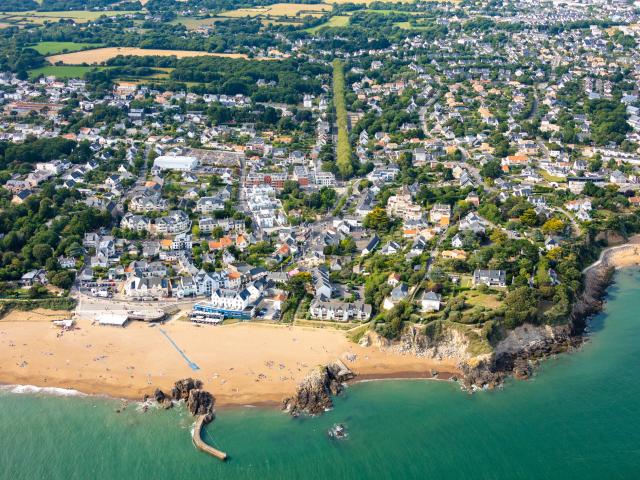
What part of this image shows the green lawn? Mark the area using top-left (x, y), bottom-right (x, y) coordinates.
top-left (0, 10), bottom-right (140, 26)
top-left (29, 65), bottom-right (107, 80)
top-left (393, 21), bottom-right (434, 30)
top-left (31, 41), bottom-right (102, 55)
top-left (464, 291), bottom-right (502, 310)
top-left (540, 170), bottom-right (567, 183)
top-left (305, 15), bottom-right (349, 33)
top-left (169, 15), bottom-right (224, 30)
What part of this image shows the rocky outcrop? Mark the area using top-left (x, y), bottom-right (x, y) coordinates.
top-left (171, 378), bottom-right (203, 401)
top-left (154, 388), bottom-right (173, 409)
top-left (454, 324), bottom-right (582, 391)
top-left (149, 379), bottom-right (223, 459)
top-left (151, 378), bottom-right (215, 420)
top-left (570, 264), bottom-right (614, 333)
top-left (282, 361), bottom-right (354, 416)
top-left (187, 389), bottom-right (215, 419)
top-left (458, 245), bottom-right (629, 391)
top-left (458, 355), bottom-right (502, 390)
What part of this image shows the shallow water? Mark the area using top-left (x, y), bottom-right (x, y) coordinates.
top-left (2, 269), bottom-right (640, 479)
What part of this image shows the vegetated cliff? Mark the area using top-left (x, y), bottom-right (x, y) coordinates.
top-left (357, 257), bottom-right (617, 392)
top-left (282, 361), bottom-right (354, 416)
top-left (283, 242), bottom-right (637, 413)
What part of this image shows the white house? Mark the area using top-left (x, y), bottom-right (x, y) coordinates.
top-left (420, 291), bottom-right (442, 312)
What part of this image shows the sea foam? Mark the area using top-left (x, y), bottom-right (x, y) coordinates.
top-left (1, 384), bottom-right (87, 397)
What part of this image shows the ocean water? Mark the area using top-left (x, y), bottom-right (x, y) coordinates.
top-left (2, 269), bottom-right (640, 480)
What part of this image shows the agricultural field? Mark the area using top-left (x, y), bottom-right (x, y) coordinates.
top-left (219, 3), bottom-right (332, 19)
top-left (115, 67), bottom-right (174, 83)
top-left (169, 16), bottom-right (223, 31)
top-left (394, 21), bottom-right (436, 30)
top-left (325, 0), bottom-right (415, 3)
top-left (31, 41), bottom-right (102, 55)
top-left (305, 15), bottom-right (349, 33)
top-left (0, 10), bottom-right (140, 27)
top-left (46, 47), bottom-right (252, 65)
top-left (366, 9), bottom-right (425, 15)
top-left (28, 65), bottom-right (106, 80)
top-left (262, 19), bottom-right (303, 27)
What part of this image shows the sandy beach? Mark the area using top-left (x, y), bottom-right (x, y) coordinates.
top-left (584, 235), bottom-right (640, 273)
top-left (0, 319), bottom-right (459, 406)
top-left (4, 237), bottom-right (638, 407)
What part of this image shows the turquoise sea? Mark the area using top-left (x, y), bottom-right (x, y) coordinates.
top-left (2, 268), bottom-right (640, 480)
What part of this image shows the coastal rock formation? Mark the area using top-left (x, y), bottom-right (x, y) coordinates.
top-left (151, 378), bottom-right (215, 419)
top-left (282, 361), bottom-right (354, 416)
top-left (459, 323), bottom-right (582, 390)
top-left (459, 355), bottom-right (502, 390)
top-left (171, 378), bottom-right (203, 401)
top-left (570, 265), bottom-right (613, 333)
top-left (151, 379), bottom-right (224, 460)
top-left (187, 389), bottom-right (215, 419)
top-left (154, 388), bottom-right (173, 409)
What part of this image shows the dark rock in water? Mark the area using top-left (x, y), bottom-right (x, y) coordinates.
top-left (459, 358), bottom-right (503, 391)
top-left (513, 359), bottom-right (533, 380)
top-left (328, 423), bottom-right (348, 439)
top-left (154, 388), bottom-right (173, 409)
top-left (187, 389), bottom-right (215, 417)
top-left (171, 378), bottom-right (203, 401)
top-left (282, 361), bottom-right (354, 416)
top-left (154, 388), bottom-right (166, 403)
top-left (151, 378), bottom-right (214, 416)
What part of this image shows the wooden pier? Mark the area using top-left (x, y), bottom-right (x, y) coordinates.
top-left (193, 415), bottom-right (227, 461)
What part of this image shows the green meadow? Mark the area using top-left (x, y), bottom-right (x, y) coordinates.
top-left (305, 15), bottom-right (349, 33)
top-left (28, 65), bottom-right (107, 80)
top-left (31, 41), bottom-right (102, 55)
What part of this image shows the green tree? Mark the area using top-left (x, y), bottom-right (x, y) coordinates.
top-left (503, 287), bottom-right (538, 329)
top-left (363, 207), bottom-right (391, 232)
top-left (32, 244), bottom-right (53, 264)
top-left (333, 59), bottom-right (354, 179)
top-left (480, 159), bottom-right (503, 179)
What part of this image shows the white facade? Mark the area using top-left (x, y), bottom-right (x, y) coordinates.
top-left (153, 155), bottom-right (198, 172)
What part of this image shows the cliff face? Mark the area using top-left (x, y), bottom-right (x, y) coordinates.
top-left (362, 325), bottom-right (472, 361)
top-left (282, 361), bottom-right (354, 416)
top-left (398, 325), bottom-right (473, 361)
top-left (570, 265), bottom-right (613, 333)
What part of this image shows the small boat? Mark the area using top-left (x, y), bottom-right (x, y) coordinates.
top-left (328, 423), bottom-right (348, 439)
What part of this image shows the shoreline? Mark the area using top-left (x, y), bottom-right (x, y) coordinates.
top-left (459, 235), bottom-right (640, 390)
top-left (0, 370), bottom-right (462, 408)
top-left (572, 235), bottom-right (640, 328)
top-left (1, 237), bottom-right (639, 408)
top-left (0, 319), bottom-right (460, 407)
